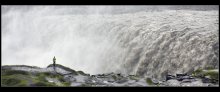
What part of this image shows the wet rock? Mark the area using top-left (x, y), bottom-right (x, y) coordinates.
top-left (97, 74), bottom-right (108, 78)
top-left (166, 79), bottom-right (181, 86)
top-left (85, 76), bottom-right (107, 86)
top-left (211, 79), bottom-right (218, 84)
top-left (166, 74), bottom-right (175, 81)
top-left (202, 77), bottom-right (213, 83)
top-left (85, 79), bottom-right (96, 85)
top-left (71, 82), bottom-right (83, 86)
top-left (116, 78), bottom-right (128, 83)
top-left (180, 79), bottom-right (210, 86)
top-left (91, 75), bottom-right (96, 77)
top-left (117, 73), bottom-right (121, 76)
top-left (203, 75), bottom-right (218, 84)
top-left (151, 78), bottom-right (159, 84)
top-left (64, 75), bottom-right (76, 82)
top-left (181, 79), bottom-right (195, 83)
top-left (106, 77), bottom-right (115, 83)
top-left (176, 73), bottom-right (191, 81)
top-left (176, 73), bottom-right (187, 77)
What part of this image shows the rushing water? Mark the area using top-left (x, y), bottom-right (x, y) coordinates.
top-left (2, 6), bottom-right (219, 79)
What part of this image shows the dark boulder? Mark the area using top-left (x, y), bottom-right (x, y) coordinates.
top-left (202, 76), bottom-right (218, 84)
top-left (176, 73), bottom-right (187, 77)
top-left (116, 78), bottom-right (128, 83)
top-left (91, 75), bottom-right (96, 77)
top-left (176, 73), bottom-right (188, 81)
top-left (202, 77), bottom-right (212, 83)
top-left (166, 74), bottom-right (175, 81)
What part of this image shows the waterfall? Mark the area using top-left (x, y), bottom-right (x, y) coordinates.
top-left (2, 6), bottom-right (219, 79)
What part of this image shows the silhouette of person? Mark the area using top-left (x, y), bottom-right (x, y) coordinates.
top-left (53, 56), bottom-right (56, 71)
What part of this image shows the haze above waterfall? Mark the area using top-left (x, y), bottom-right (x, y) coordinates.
top-left (2, 6), bottom-right (219, 79)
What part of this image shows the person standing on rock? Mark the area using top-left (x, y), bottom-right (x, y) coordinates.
top-left (53, 56), bottom-right (56, 72)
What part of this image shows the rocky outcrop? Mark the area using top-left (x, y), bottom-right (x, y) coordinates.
top-left (2, 64), bottom-right (219, 87)
top-left (161, 71), bottom-right (219, 86)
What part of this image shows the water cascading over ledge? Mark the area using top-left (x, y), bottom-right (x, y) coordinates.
top-left (2, 6), bottom-right (219, 80)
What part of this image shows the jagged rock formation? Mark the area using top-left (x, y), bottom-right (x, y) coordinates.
top-left (1, 64), bottom-right (218, 87)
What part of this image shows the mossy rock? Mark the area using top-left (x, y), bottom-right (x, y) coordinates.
top-left (146, 78), bottom-right (153, 85)
top-left (192, 68), bottom-right (204, 77)
top-left (1, 75), bottom-right (28, 87)
top-left (35, 72), bottom-right (63, 79)
top-left (129, 75), bottom-right (139, 81)
top-left (204, 71), bottom-right (219, 80)
top-left (112, 75), bottom-right (117, 81)
top-left (77, 71), bottom-right (89, 76)
top-left (62, 82), bottom-right (71, 86)
top-left (32, 81), bottom-right (57, 87)
top-left (57, 76), bottom-right (66, 82)
top-left (32, 74), bottom-right (58, 87)
top-left (17, 80), bottom-right (28, 86)
top-left (37, 74), bottom-right (47, 82)
top-left (2, 65), bottom-right (40, 69)
top-left (2, 70), bottom-right (30, 76)
top-left (2, 66), bottom-right (70, 87)
top-left (2, 77), bottom-right (21, 86)
top-left (80, 83), bottom-right (92, 87)
top-left (1, 70), bottom-right (31, 87)
top-left (47, 64), bottom-right (78, 75)
top-left (193, 68), bottom-right (203, 74)
top-left (192, 68), bottom-right (219, 80)
top-left (34, 72), bottom-right (69, 86)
